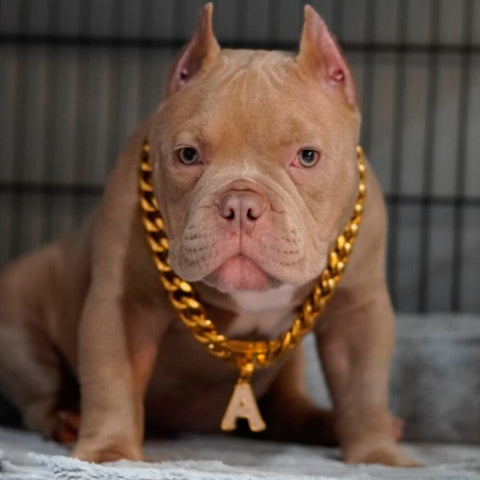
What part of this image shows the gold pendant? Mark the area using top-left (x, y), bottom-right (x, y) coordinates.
top-left (221, 360), bottom-right (266, 432)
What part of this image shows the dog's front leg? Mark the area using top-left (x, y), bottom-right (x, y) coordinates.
top-left (71, 290), bottom-right (164, 463)
top-left (316, 284), bottom-right (416, 466)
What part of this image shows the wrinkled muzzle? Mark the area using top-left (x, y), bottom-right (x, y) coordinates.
top-left (170, 178), bottom-right (309, 292)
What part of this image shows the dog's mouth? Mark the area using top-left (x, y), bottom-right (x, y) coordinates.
top-left (204, 254), bottom-right (276, 292)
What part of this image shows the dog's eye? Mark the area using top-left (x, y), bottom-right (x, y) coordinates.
top-left (178, 147), bottom-right (200, 165)
top-left (298, 149), bottom-right (320, 167)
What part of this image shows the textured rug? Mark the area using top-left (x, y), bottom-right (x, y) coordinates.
top-left (1, 426), bottom-right (480, 480)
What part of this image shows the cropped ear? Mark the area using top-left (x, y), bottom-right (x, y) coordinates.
top-left (296, 5), bottom-right (357, 107)
top-left (165, 3), bottom-right (220, 96)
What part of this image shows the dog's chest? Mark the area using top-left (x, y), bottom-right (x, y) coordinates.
top-left (144, 287), bottom-right (299, 431)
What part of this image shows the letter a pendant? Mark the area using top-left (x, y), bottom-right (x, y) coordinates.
top-left (221, 379), bottom-right (266, 432)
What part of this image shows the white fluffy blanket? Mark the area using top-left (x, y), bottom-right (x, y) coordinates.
top-left (1, 427), bottom-right (479, 480)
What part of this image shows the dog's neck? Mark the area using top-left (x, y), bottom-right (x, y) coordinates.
top-left (190, 280), bottom-right (316, 340)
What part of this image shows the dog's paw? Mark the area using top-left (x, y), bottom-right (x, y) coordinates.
top-left (71, 441), bottom-right (143, 463)
top-left (53, 410), bottom-right (80, 445)
top-left (344, 442), bottom-right (420, 467)
top-left (22, 401), bottom-right (80, 444)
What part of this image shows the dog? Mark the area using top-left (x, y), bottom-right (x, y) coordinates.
top-left (0, 3), bottom-right (416, 466)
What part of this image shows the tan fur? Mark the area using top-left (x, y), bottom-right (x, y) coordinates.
top-left (0, 4), bottom-right (416, 466)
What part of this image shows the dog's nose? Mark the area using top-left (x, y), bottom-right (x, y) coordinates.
top-left (216, 191), bottom-right (268, 233)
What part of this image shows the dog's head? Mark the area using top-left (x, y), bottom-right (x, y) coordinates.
top-left (149, 3), bottom-right (361, 293)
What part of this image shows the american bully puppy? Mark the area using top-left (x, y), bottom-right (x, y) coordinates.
top-left (0, 3), bottom-right (416, 466)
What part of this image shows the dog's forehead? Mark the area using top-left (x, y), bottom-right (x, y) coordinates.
top-left (202, 50), bottom-right (328, 124)
top-left (160, 49), bottom-right (355, 153)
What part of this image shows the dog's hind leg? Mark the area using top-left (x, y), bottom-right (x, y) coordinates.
top-left (0, 249), bottom-right (79, 442)
top-left (0, 319), bottom-right (62, 438)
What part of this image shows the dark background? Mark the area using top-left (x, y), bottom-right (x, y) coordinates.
top-left (0, 0), bottom-right (479, 312)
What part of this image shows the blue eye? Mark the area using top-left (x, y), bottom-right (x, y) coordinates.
top-left (298, 149), bottom-right (320, 167)
top-left (178, 147), bottom-right (199, 165)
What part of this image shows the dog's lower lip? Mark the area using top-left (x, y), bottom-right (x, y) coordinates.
top-left (212, 254), bottom-right (270, 291)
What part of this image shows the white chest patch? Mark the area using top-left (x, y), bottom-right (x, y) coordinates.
top-left (230, 284), bottom-right (297, 314)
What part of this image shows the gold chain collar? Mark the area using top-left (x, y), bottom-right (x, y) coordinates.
top-left (139, 139), bottom-right (366, 432)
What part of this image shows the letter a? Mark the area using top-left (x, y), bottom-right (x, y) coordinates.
top-left (221, 382), bottom-right (266, 432)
